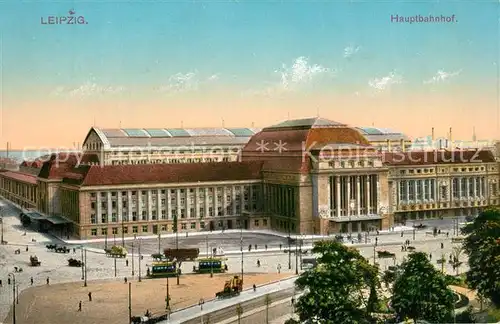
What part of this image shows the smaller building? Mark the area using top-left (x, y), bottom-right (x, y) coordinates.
top-left (0, 170), bottom-right (38, 209)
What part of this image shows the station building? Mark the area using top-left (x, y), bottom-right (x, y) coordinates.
top-left (0, 117), bottom-right (497, 239)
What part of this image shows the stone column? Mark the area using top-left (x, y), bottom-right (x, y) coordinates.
top-left (186, 188), bottom-right (191, 218)
top-left (195, 188), bottom-right (200, 218)
top-left (413, 181), bottom-right (417, 202)
top-left (213, 187), bottom-right (217, 217)
top-left (107, 191), bottom-right (112, 223)
top-left (96, 192), bottom-right (102, 224)
top-left (405, 181), bottom-right (410, 202)
top-left (366, 177), bottom-right (371, 215)
top-left (204, 188), bottom-right (210, 218)
top-left (347, 176), bottom-right (351, 215)
top-left (232, 186), bottom-right (237, 215)
top-left (157, 189), bottom-right (161, 218)
top-left (249, 185), bottom-right (253, 212)
top-left (167, 189), bottom-right (172, 219)
top-left (176, 190), bottom-right (181, 220)
top-left (147, 190), bottom-right (153, 220)
top-left (127, 191), bottom-right (132, 220)
top-left (336, 177), bottom-right (341, 217)
top-left (356, 176), bottom-right (361, 215)
top-left (117, 191), bottom-right (123, 222)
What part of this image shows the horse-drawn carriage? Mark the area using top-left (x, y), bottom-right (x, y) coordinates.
top-left (68, 258), bottom-right (83, 267)
top-left (55, 246), bottom-right (70, 253)
top-left (30, 255), bottom-right (41, 266)
top-left (105, 245), bottom-right (127, 258)
top-left (46, 244), bottom-right (57, 250)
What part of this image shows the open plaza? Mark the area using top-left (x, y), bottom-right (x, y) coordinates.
top-left (0, 195), bottom-right (473, 324)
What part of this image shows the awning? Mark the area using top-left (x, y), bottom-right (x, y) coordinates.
top-left (45, 215), bottom-right (72, 225)
top-left (21, 212), bottom-right (45, 221)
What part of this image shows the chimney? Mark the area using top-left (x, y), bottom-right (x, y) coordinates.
top-left (400, 139), bottom-right (405, 152)
top-left (386, 139), bottom-right (391, 152)
top-left (431, 127), bottom-right (435, 141)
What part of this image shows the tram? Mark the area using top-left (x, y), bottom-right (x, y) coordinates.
top-left (148, 261), bottom-right (179, 278)
top-left (193, 257), bottom-right (228, 274)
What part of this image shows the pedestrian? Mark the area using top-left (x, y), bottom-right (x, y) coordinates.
top-left (25, 245), bottom-right (28, 252)
top-left (401, 231), bottom-right (404, 237)
top-left (446, 232), bottom-right (449, 237)
top-left (254, 244), bottom-right (257, 250)
top-left (88, 292), bottom-right (92, 301)
top-left (73, 248), bottom-right (76, 253)
top-left (279, 244), bottom-right (282, 250)
top-left (375, 237), bottom-right (378, 246)
top-left (8, 278), bottom-right (11, 285)
top-left (0, 279), bottom-right (2, 287)
top-left (441, 243), bottom-right (444, 249)
top-left (46, 277), bottom-right (49, 285)
top-left (429, 253), bottom-right (432, 260)
top-left (253, 284), bottom-right (256, 291)
top-left (265, 244), bottom-right (268, 250)
top-left (277, 264), bottom-right (281, 274)
top-left (78, 301), bottom-right (82, 311)
top-left (126, 259), bottom-right (129, 267)
top-left (30, 277), bottom-right (33, 285)
top-left (124, 277), bottom-right (128, 284)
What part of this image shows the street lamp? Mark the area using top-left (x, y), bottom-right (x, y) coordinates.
top-left (349, 200), bottom-right (356, 234)
top-left (8, 272), bottom-right (16, 324)
top-left (80, 246), bottom-right (84, 280)
top-left (240, 224), bottom-right (244, 281)
top-left (138, 237), bottom-right (142, 282)
top-left (114, 233), bottom-right (116, 246)
top-left (0, 207), bottom-right (4, 244)
top-left (121, 217), bottom-right (125, 247)
top-left (128, 282), bottom-right (132, 324)
top-left (105, 229), bottom-right (108, 250)
top-left (131, 234), bottom-right (135, 276)
top-left (84, 247), bottom-right (88, 287)
top-left (294, 235), bottom-right (298, 275)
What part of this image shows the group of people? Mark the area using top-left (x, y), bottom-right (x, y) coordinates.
top-left (77, 292), bottom-right (93, 311)
top-left (0, 276), bottom-right (50, 287)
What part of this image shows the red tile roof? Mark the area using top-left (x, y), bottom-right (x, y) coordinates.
top-left (66, 161), bottom-right (264, 186)
top-left (0, 170), bottom-right (37, 184)
top-left (383, 150), bottom-right (496, 166)
top-left (38, 153), bottom-right (100, 180)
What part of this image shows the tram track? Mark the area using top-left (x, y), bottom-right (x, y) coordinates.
top-left (181, 287), bottom-right (296, 324)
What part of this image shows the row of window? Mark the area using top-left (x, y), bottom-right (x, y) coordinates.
top-left (90, 187), bottom-right (258, 199)
top-left (89, 202), bottom-right (258, 224)
top-left (451, 177), bottom-right (487, 198)
top-left (399, 179), bottom-right (437, 202)
top-left (328, 160), bottom-right (375, 168)
top-left (109, 157), bottom-right (224, 165)
top-left (89, 219), bottom-right (269, 236)
top-left (399, 166), bottom-right (486, 175)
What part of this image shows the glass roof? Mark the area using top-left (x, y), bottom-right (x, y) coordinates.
top-left (185, 128), bottom-right (232, 137)
top-left (145, 129), bottom-right (172, 137)
top-left (359, 127), bottom-right (383, 135)
top-left (226, 128), bottom-right (255, 137)
top-left (269, 117), bottom-right (346, 129)
top-left (123, 129), bottom-right (149, 137)
top-left (166, 128), bottom-right (191, 137)
top-left (101, 129), bottom-right (127, 137)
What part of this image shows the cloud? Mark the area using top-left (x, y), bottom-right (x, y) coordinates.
top-left (368, 72), bottom-right (403, 90)
top-left (157, 71), bottom-right (219, 93)
top-left (276, 56), bottom-right (330, 90)
top-left (244, 56), bottom-right (332, 97)
top-left (207, 74), bottom-right (219, 81)
top-left (344, 45), bottom-right (361, 58)
top-left (51, 82), bottom-right (125, 98)
top-left (423, 69), bottom-right (461, 84)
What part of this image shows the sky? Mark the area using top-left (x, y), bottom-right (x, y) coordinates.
top-left (0, 0), bottom-right (499, 149)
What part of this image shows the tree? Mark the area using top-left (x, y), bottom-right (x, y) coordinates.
top-left (462, 207), bottom-right (500, 307)
top-left (294, 241), bottom-right (379, 324)
top-left (450, 245), bottom-right (464, 275)
top-left (391, 252), bottom-right (455, 323)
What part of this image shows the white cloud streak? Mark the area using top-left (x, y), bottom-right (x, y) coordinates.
top-left (423, 69), bottom-right (462, 84)
top-left (368, 72), bottom-right (403, 90)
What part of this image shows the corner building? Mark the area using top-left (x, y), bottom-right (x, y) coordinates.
top-left (0, 117), bottom-right (497, 239)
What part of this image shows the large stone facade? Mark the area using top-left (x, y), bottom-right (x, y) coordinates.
top-left (0, 118), bottom-right (498, 239)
